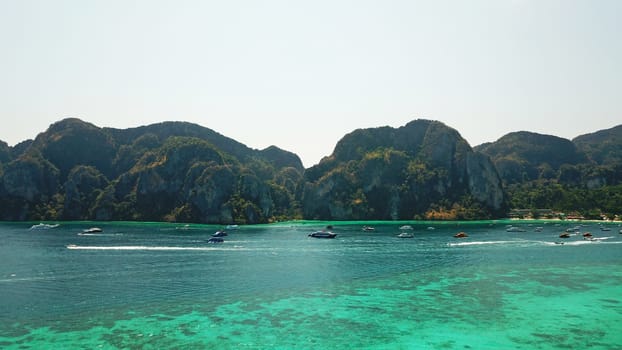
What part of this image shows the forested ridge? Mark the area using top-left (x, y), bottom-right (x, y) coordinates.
top-left (475, 128), bottom-right (622, 219)
top-left (1, 118), bottom-right (620, 223)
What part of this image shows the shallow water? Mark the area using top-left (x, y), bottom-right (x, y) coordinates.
top-left (1, 221), bottom-right (621, 349)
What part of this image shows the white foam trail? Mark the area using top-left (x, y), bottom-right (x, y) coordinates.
top-left (77, 233), bottom-right (123, 236)
top-left (447, 240), bottom-right (518, 247)
top-left (536, 241), bottom-right (560, 246)
top-left (449, 239), bottom-right (622, 248)
top-left (592, 236), bottom-right (613, 241)
top-left (562, 239), bottom-right (622, 246)
top-left (0, 275), bottom-right (58, 283)
top-left (66, 244), bottom-right (247, 251)
top-left (563, 240), bottom-right (597, 246)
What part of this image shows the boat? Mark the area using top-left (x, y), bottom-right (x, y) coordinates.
top-left (559, 232), bottom-right (570, 238)
top-left (426, 227), bottom-right (435, 230)
top-left (582, 232), bottom-right (593, 239)
top-left (506, 226), bottom-right (526, 232)
top-left (399, 225), bottom-right (414, 230)
top-left (207, 237), bottom-right (224, 243)
top-left (82, 227), bottom-right (103, 233)
top-left (212, 230), bottom-right (228, 237)
top-left (225, 225), bottom-right (239, 230)
top-left (29, 223), bottom-right (60, 230)
top-left (397, 232), bottom-right (414, 238)
top-left (534, 227), bottom-right (543, 232)
top-left (308, 231), bottom-right (337, 239)
top-left (362, 226), bottom-right (375, 232)
top-left (454, 232), bottom-right (468, 238)
top-left (600, 226), bottom-right (611, 231)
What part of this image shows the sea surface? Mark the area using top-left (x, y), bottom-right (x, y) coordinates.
top-left (1, 220), bottom-right (621, 349)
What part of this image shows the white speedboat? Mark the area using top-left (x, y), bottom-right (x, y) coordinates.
top-left (83, 227), bottom-right (103, 233)
top-left (212, 230), bottom-right (228, 237)
top-left (397, 232), bottom-right (414, 238)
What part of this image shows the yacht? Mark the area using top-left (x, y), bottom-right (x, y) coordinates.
top-left (309, 231), bottom-right (337, 239)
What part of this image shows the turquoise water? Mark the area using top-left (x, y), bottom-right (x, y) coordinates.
top-left (1, 221), bottom-right (621, 349)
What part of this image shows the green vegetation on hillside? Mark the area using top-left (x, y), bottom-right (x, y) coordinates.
top-left (479, 127), bottom-right (622, 220)
top-left (301, 120), bottom-right (506, 220)
top-left (1, 118), bottom-right (620, 223)
top-left (0, 118), bottom-right (303, 223)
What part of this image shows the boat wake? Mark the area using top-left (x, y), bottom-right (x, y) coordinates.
top-left (448, 240), bottom-right (521, 247)
top-left (546, 237), bottom-right (620, 246)
top-left (29, 223), bottom-right (60, 230)
top-left (448, 238), bottom-right (621, 248)
top-left (77, 233), bottom-right (123, 236)
top-left (66, 244), bottom-right (249, 251)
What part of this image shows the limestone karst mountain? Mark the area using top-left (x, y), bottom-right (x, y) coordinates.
top-left (1, 118), bottom-right (620, 222)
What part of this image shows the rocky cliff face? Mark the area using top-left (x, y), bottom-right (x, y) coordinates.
top-left (466, 152), bottom-right (505, 211)
top-left (63, 165), bottom-right (109, 220)
top-left (14, 118), bottom-right (622, 222)
top-left (301, 120), bottom-right (507, 220)
top-left (2, 156), bottom-right (59, 202)
top-left (0, 140), bottom-right (11, 164)
top-left (0, 118), bottom-right (302, 223)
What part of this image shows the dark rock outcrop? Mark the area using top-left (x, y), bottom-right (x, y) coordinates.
top-left (63, 166), bottom-right (109, 219)
top-left (2, 155), bottom-right (60, 202)
top-left (0, 140), bottom-right (11, 164)
top-left (301, 120), bottom-right (506, 220)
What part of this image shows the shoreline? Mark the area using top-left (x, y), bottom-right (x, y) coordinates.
top-left (4, 218), bottom-right (621, 229)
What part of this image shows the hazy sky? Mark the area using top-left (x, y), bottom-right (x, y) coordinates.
top-left (1, 0), bottom-right (620, 167)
